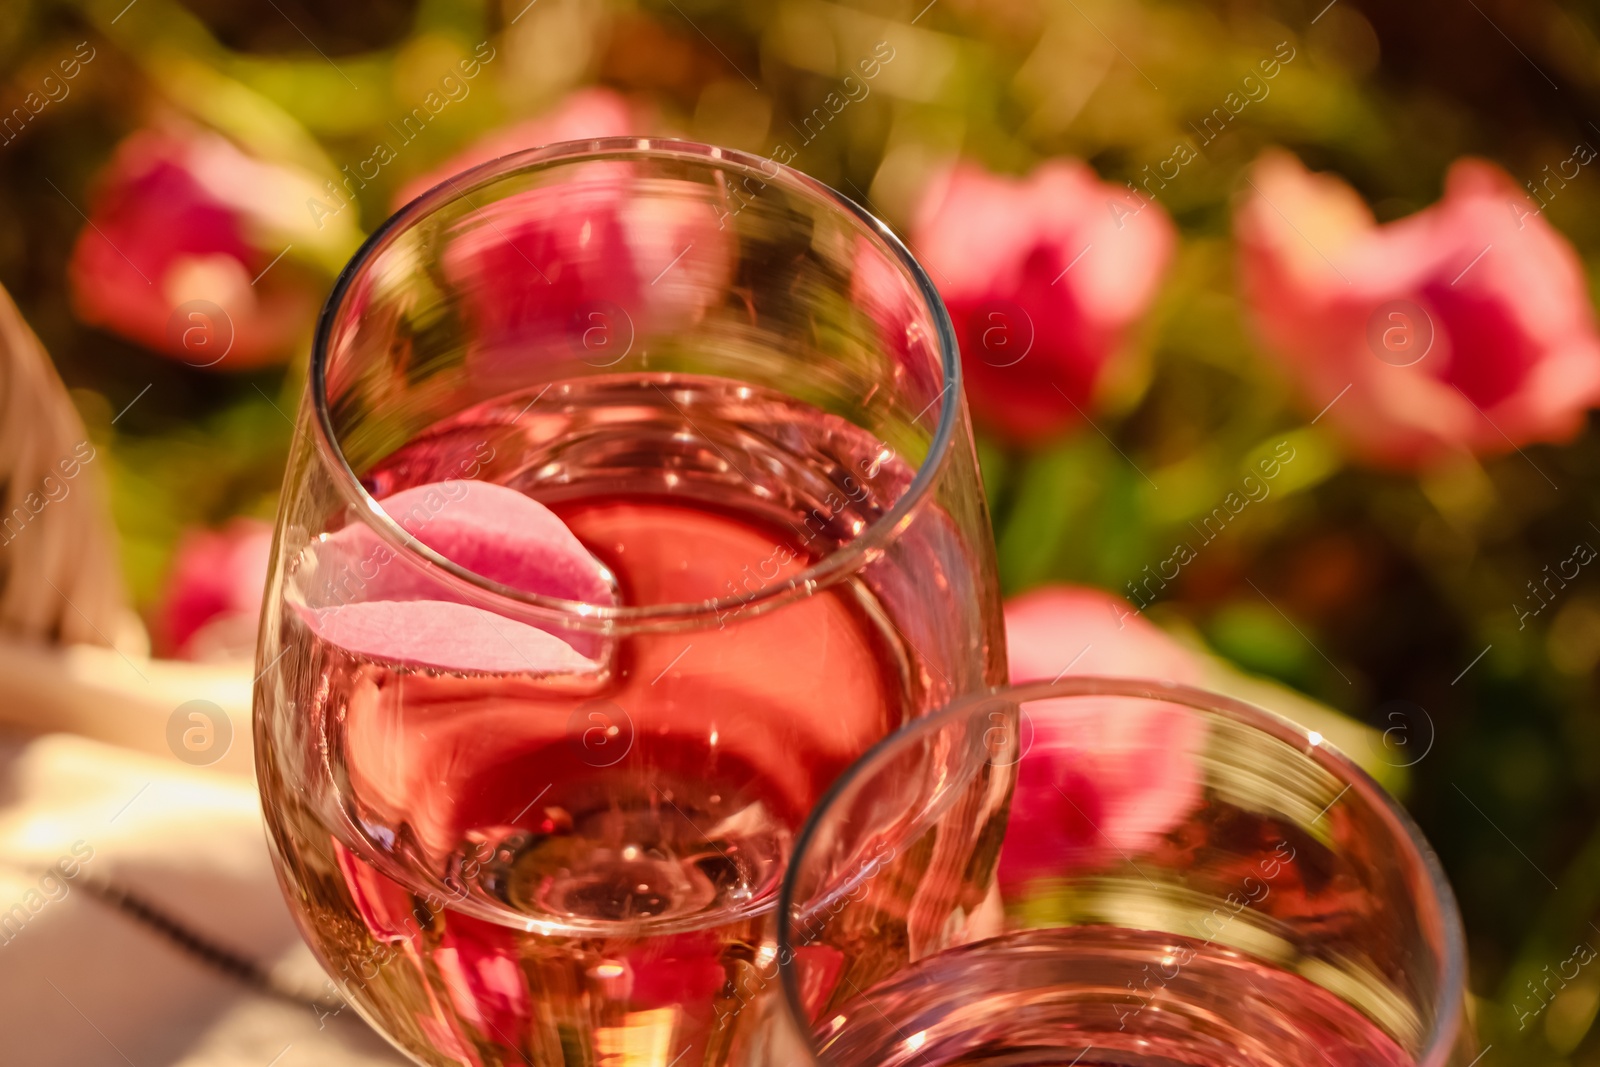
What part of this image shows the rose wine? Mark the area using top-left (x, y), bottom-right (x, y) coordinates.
top-left (813, 926), bottom-right (1414, 1067)
top-left (258, 375), bottom-right (998, 1066)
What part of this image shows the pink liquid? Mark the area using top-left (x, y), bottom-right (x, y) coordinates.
top-left (814, 926), bottom-right (1415, 1067)
top-left (258, 376), bottom-right (1001, 1066)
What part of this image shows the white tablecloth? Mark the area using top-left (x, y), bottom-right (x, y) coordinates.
top-left (0, 732), bottom-right (407, 1066)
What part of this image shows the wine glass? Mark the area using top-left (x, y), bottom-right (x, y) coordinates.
top-left (775, 677), bottom-right (1476, 1067)
top-left (252, 139), bottom-right (1005, 1067)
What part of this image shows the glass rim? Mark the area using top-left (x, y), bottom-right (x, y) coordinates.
top-left (775, 675), bottom-right (1468, 1067)
top-left (308, 137), bottom-right (963, 629)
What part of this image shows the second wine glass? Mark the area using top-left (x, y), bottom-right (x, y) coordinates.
top-left (252, 139), bottom-right (1004, 1066)
top-left (776, 677), bottom-right (1474, 1067)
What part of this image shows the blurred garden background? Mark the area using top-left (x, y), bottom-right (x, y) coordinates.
top-left (5, 0), bottom-right (1600, 1060)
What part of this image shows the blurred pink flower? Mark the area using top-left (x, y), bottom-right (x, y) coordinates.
top-left (1006, 585), bottom-right (1205, 686)
top-left (159, 517), bottom-right (272, 660)
top-left (1237, 150), bottom-right (1600, 468)
top-left (999, 586), bottom-right (1206, 888)
top-left (440, 162), bottom-right (731, 388)
top-left (394, 88), bottom-right (641, 207)
top-left (68, 129), bottom-right (325, 369)
top-left (912, 160), bottom-right (1175, 442)
top-left (396, 90), bottom-right (723, 389)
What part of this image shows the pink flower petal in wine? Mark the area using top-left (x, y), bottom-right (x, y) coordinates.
top-left (293, 479), bottom-right (614, 670)
top-left (304, 599), bottom-right (597, 675)
top-left (364, 479), bottom-right (615, 606)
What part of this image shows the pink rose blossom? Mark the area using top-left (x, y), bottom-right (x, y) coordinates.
top-left (393, 88), bottom-right (641, 208)
top-left (68, 129), bottom-right (332, 369)
top-left (999, 586), bottom-right (1206, 889)
top-left (395, 90), bottom-right (727, 389)
top-left (1237, 150), bottom-right (1600, 468)
top-left (400, 90), bottom-right (723, 387)
top-left (158, 517), bottom-right (273, 660)
top-left (440, 164), bottom-right (732, 388)
top-left (912, 160), bottom-right (1175, 442)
